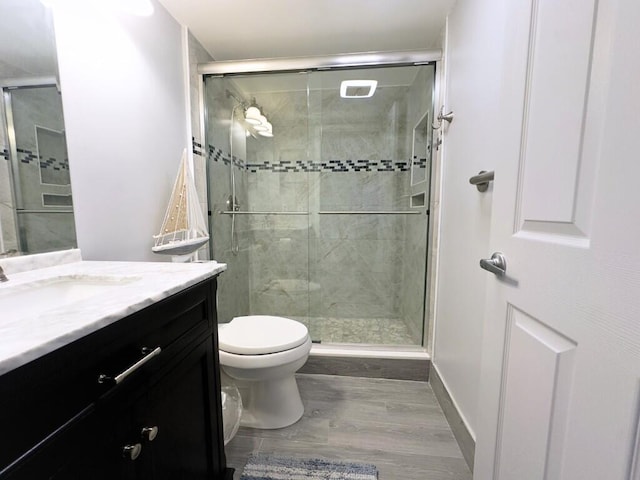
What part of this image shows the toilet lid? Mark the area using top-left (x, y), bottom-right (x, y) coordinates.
top-left (218, 315), bottom-right (309, 355)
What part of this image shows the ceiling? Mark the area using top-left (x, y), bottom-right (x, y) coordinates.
top-left (157, 0), bottom-right (456, 62)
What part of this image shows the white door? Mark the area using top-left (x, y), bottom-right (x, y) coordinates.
top-left (474, 0), bottom-right (640, 478)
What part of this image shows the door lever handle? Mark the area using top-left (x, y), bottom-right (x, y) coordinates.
top-left (480, 252), bottom-right (507, 276)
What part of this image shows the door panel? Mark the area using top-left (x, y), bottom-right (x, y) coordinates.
top-left (474, 0), bottom-right (640, 478)
top-left (496, 307), bottom-right (576, 480)
top-left (137, 339), bottom-right (223, 480)
top-left (518, 0), bottom-right (598, 238)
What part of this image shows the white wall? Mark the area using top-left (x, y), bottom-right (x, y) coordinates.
top-left (53, 1), bottom-right (188, 261)
top-left (187, 32), bottom-right (214, 260)
top-left (433, 0), bottom-right (506, 438)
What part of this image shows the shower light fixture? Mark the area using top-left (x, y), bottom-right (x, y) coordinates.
top-left (258, 122), bottom-right (274, 137)
top-left (340, 80), bottom-right (378, 98)
top-left (242, 100), bottom-right (273, 137)
top-left (244, 106), bottom-right (262, 125)
top-left (253, 116), bottom-right (268, 132)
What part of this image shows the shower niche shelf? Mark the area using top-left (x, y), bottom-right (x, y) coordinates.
top-left (411, 193), bottom-right (426, 208)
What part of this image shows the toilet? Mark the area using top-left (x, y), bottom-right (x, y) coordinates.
top-left (217, 315), bottom-right (312, 429)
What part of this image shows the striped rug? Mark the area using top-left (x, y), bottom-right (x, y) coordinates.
top-left (240, 454), bottom-right (378, 480)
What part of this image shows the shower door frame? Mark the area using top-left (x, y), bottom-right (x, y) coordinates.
top-left (198, 50), bottom-right (442, 352)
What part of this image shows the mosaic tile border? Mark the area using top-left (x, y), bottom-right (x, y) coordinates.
top-left (413, 156), bottom-right (428, 168)
top-left (191, 139), bottom-right (423, 174)
top-left (202, 139), bottom-right (418, 173)
top-left (247, 158), bottom-right (411, 173)
top-left (207, 144), bottom-right (245, 169)
top-left (16, 147), bottom-right (69, 171)
top-left (192, 139), bottom-right (205, 158)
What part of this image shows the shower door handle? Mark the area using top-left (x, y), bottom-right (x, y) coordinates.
top-left (479, 252), bottom-right (507, 276)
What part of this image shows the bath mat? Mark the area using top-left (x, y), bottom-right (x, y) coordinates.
top-left (240, 453), bottom-right (378, 480)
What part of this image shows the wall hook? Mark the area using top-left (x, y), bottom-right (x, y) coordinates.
top-left (432, 105), bottom-right (454, 129)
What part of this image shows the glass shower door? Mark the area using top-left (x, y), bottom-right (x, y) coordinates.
top-left (204, 73), bottom-right (312, 327)
top-left (307, 66), bottom-right (434, 346)
top-left (204, 64), bottom-right (435, 347)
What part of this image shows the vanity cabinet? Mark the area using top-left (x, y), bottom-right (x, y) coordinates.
top-left (0, 276), bottom-right (232, 480)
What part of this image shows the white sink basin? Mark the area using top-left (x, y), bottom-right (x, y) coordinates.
top-left (0, 275), bottom-right (140, 320)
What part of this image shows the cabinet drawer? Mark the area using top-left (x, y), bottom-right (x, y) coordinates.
top-left (93, 280), bottom-right (213, 390)
top-left (0, 277), bottom-right (218, 474)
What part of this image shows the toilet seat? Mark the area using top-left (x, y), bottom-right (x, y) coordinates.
top-left (218, 336), bottom-right (312, 370)
top-left (219, 315), bottom-right (309, 355)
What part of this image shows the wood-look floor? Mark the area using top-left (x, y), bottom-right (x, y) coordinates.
top-left (225, 374), bottom-right (472, 480)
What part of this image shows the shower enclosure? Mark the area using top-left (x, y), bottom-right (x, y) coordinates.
top-left (201, 53), bottom-right (436, 348)
top-left (0, 83), bottom-right (75, 255)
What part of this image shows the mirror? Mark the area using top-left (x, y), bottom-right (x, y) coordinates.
top-left (410, 111), bottom-right (430, 186)
top-left (0, 0), bottom-right (76, 257)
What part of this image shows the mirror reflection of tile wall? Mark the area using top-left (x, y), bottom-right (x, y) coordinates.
top-left (9, 87), bottom-right (76, 253)
top-left (0, 0), bottom-right (77, 255)
top-left (0, 101), bottom-right (18, 253)
top-left (37, 126), bottom-right (70, 187)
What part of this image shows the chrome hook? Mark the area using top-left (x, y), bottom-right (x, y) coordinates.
top-left (432, 105), bottom-right (454, 129)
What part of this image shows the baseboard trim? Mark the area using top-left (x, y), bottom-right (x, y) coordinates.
top-left (429, 366), bottom-right (475, 471)
top-left (299, 355), bottom-right (430, 381)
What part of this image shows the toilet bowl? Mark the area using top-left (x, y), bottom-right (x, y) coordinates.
top-left (218, 315), bottom-right (311, 429)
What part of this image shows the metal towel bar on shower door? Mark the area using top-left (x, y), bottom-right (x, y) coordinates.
top-left (317, 211), bottom-right (423, 215)
top-left (218, 211), bottom-right (424, 215)
top-left (218, 211), bottom-right (309, 215)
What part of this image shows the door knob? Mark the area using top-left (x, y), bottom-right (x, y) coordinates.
top-left (480, 252), bottom-right (507, 276)
top-left (122, 443), bottom-right (142, 461)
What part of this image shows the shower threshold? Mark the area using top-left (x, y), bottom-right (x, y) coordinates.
top-left (310, 343), bottom-right (429, 360)
top-left (302, 344), bottom-right (430, 381)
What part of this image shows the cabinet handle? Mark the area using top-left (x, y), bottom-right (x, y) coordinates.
top-left (141, 426), bottom-right (159, 442)
top-left (122, 443), bottom-right (142, 461)
top-left (98, 346), bottom-right (162, 385)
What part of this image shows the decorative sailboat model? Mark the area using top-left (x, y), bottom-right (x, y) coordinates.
top-left (152, 149), bottom-right (209, 261)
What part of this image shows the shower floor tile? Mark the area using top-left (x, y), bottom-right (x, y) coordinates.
top-left (290, 316), bottom-right (420, 346)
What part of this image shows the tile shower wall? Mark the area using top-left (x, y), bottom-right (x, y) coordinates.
top-left (242, 83), bottom-right (423, 336)
top-left (309, 86), bottom-right (411, 322)
top-left (7, 87), bottom-right (76, 254)
top-left (246, 88), bottom-right (311, 318)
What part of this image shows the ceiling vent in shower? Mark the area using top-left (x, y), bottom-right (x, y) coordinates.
top-left (340, 80), bottom-right (378, 98)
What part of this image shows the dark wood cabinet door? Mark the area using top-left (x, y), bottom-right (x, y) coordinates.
top-left (3, 404), bottom-right (137, 480)
top-left (134, 338), bottom-right (226, 480)
top-left (50, 415), bottom-right (138, 480)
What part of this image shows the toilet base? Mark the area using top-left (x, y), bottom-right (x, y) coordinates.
top-left (235, 374), bottom-right (304, 429)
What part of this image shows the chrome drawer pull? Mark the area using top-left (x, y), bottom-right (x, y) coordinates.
top-left (98, 347), bottom-right (162, 385)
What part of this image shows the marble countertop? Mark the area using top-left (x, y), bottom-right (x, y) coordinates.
top-left (0, 250), bottom-right (226, 376)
